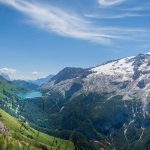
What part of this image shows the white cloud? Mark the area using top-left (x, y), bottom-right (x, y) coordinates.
top-left (85, 1), bottom-right (150, 19)
top-left (85, 12), bottom-right (150, 19)
top-left (98, 0), bottom-right (126, 7)
top-left (0, 67), bottom-right (45, 81)
top-left (0, 0), bottom-right (148, 44)
top-left (0, 0), bottom-right (149, 44)
top-left (30, 71), bottom-right (46, 80)
top-left (0, 0), bottom-right (115, 44)
top-left (15, 71), bottom-right (45, 81)
top-left (32, 71), bottom-right (39, 76)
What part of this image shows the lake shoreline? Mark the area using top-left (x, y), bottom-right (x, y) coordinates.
top-left (18, 91), bottom-right (42, 99)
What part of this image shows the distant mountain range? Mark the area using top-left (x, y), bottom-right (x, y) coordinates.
top-left (0, 70), bottom-right (54, 86)
top-left (31, 74), bottom-right (54, 86)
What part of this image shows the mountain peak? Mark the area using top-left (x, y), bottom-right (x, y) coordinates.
top-left (50, 67), bottom-right (90, 84)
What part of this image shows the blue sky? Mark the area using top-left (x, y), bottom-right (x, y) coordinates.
top-left (0, 0), bottom-right (150, 80)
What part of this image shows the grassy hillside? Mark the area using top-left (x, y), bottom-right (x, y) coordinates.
top-left (12, 80), bottom-right (39, 93)
top-left (0, 76), bottom-right (16, 99)
top-left (0, 76), bottom-right (20, 117)
top-left (0, 75), bottom-right (39, 117)
top-left (0, 109), bottom-right (74, 150)
top-left (0, 76), bottom-right (38, 98)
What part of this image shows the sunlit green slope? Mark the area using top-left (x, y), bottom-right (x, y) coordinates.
top-left (0, 109), bottom-right (74, 150)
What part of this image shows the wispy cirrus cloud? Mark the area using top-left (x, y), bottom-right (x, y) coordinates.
top-left (0, 0), bottom-right (149, 44)
top-left (86, 0), bottom-right (150, 19)
top-left (0, 0), bottom-right (115, 44)
top-left (85, 12), bottom-right (149, 19)
top-left (98, 0), bottom-right (126, 7)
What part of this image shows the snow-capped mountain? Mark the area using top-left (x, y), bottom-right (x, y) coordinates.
top-left (43, 53), bottom-right (150, 100)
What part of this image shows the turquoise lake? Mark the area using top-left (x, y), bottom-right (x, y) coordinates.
top-left (19, 91), bottom-right (42, 99)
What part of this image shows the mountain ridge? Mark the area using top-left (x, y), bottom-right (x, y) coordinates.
top-left (31, 74), bottom-right (54, 86)
top-left (0, 72), bottom-right (11, 81)
top-left (42, 52), bottom-right (150, 99)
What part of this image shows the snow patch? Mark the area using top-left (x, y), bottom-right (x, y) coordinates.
top-left (90, 57), bottom-right (134, 81)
